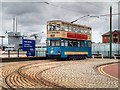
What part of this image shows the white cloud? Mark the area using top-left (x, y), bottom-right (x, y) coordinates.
top-left (1, 1), bottom-right (118, 44)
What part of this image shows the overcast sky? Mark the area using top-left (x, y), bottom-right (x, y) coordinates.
top-left (0, 0), bottom-right (119, 44)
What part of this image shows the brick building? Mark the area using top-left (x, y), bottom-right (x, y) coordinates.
top-left (102, 30), bottom-right (120, 43)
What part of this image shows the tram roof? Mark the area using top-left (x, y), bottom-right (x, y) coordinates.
top-left (47, 20), bottom-right (92, 29)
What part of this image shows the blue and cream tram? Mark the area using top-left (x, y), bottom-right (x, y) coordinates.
top-left (46, 20), bottom-right (92, 59)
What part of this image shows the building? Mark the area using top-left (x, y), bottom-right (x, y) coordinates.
top-left (102, 30), bottom-right (120, 43)
top-left (5, 32), bottom-right (22, 50)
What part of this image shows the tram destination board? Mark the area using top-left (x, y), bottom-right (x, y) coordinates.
top-left (22, 38), bottom-right (35, 56)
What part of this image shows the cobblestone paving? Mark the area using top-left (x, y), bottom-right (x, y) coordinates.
top-left (0, 59), bottom-right (119, 89)
top-left (41, 59), bottom-right (119, 88)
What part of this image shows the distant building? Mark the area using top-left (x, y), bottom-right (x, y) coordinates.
top-left (7, 32), bottom-right (22, 50)
top-left (102, 30), bottom-right (120, 43)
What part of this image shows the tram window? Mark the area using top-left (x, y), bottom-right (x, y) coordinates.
top-left (81, 30), bottom-right (85, 34)
top-left (47, 25), bottom-right (49, 31)
top-left (78, 28), bottom-right (81, 33)
top-left (50, 24), bottom-right (56, 31)
top-left (88, 41), bottom-right (91, 47)
top-left (84, 30), bottom-right (87, 34)
top-left (73, 27), bottom-right (76, 32)
top-left (84, 41), bottom-right (87, 47)
top-left (89, 30), bottom-right (92, 34)
top-left (50, 40), bottom-right (55, 46)
top-left (56, 24), bottom-right (60, 30)
top-left (46, 40), bottom-right (50, 46)
top-left (62, 25), bottom-right (65, 30)
top-left (85, 30), bottom-right (91, 34)
top-left (80, 41), bottom-right (84, 47)
top-left (73, 41), bottom-right (77, 47)
top-left (56, 40), bottom-right (60, 46)
top-left (61, 40), bottom-right (64, 46)
top-left (65, 40), bottom-right (68, 46)
top-left (69, 26), bottom-right (72, 32)
top-left (76, 28), bottom-right (78, 33)
top-left (78, 42), bottom-right (80, 47)
top-left (68, 41), bottom-right (73, 46)
top-left (47, 25), bottom-right (51, 31)
top-left (65, 26), bottom-right (69, 31)
top-left (86, 30), bottom-right (89, 34)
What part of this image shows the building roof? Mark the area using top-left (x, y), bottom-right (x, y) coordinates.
top-left (102, 30), bottom-right (120, 36)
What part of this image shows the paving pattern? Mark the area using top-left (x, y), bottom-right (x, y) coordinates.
top-left (0, 59), bottom-right (119, 89)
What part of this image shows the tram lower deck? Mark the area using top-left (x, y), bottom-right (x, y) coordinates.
top-left (46, 38), bottom-right (92, 59)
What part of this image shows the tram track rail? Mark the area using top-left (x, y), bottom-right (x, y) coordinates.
top-left (1, 59), bottom-right (68, 89)
top-left (1, 59), bottom-right (118, 89)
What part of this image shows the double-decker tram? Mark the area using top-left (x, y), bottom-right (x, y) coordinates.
top-left (46, 20), bottom-right (92, 59)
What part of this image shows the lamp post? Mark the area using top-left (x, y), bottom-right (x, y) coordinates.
top-left (110, 6), bottom-right (112, 59)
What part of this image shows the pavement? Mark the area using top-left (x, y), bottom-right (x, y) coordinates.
top-left (98, 63), bottom-right (120, 80)
top-left (0, 58), bottom-right (119, 89)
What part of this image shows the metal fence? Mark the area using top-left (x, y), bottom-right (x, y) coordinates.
top-left (92, 43), bottom-right (120, 57)
top-left (35, 47), bottom-right (46, 57)
top-left (35, 51), bottom-right (46, 57)
top-left (0, 50), bottom-right (27, 58)
top-left (92, 51), bottom-right (120, 57)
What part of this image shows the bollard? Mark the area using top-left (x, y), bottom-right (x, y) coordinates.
top-left (92, 55), bottom-right (94, 59)
top-left (102, 54), bottom-right (103, 59)
top-left (114, 56), bottom-right (116, 59)
top-left (18, 49), bottom-right (19, 57)
top-left (8, 50), bottom-right (10, 58)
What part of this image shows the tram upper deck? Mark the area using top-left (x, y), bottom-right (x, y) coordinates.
top-left (47, 20), bottom-right (92, 40)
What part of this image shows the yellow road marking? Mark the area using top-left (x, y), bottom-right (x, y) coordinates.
top-left (98, 63), bottom-right (119, 80)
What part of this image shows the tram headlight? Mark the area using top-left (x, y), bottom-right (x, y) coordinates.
top-left (51, 50), bottom-right (54, 54)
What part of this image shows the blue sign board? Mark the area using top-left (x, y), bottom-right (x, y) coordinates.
top-left (22, 38), bottom-right (35, 56)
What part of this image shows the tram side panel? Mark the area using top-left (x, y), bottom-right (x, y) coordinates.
top-left (46, 38), bottom-right (92, 59)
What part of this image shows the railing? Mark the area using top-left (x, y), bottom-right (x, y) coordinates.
top-left (92, 53), bottom-right (103, 59)
top-left (0, 50), bottom-right (27, 58)
top-left (114, 54), bottom-right (120, 59)
top-left (35, 50), bottom-right (46, 57)
top-left (92, 51), bottom-right (120, 57)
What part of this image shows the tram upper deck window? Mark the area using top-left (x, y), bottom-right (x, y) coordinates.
top-left (73, 27), bottom-right (77, 32)
top-left (47, 25), bottom-right (50, 31)
top-left (69, 26), bottom-right (72, 32)
top-left (48, 24), bottom-right (56, 31)
top-left (81, 29), bottom-right (85, 34)
top-left (56, 24), bottom-right (60, 30)
top-left (85, 29), bottom-right (91, 34)
top-left (65, 26), bottom-right (69, 31)
top-left (62, 25), bottom-right (65, 30)
top-left (78, 28), bottom-right (81, 33)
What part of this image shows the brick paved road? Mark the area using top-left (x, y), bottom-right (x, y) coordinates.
top-left (0, 59), bottom-right (119, 89)
top-left (41, 59), bottom-right (119, 88)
